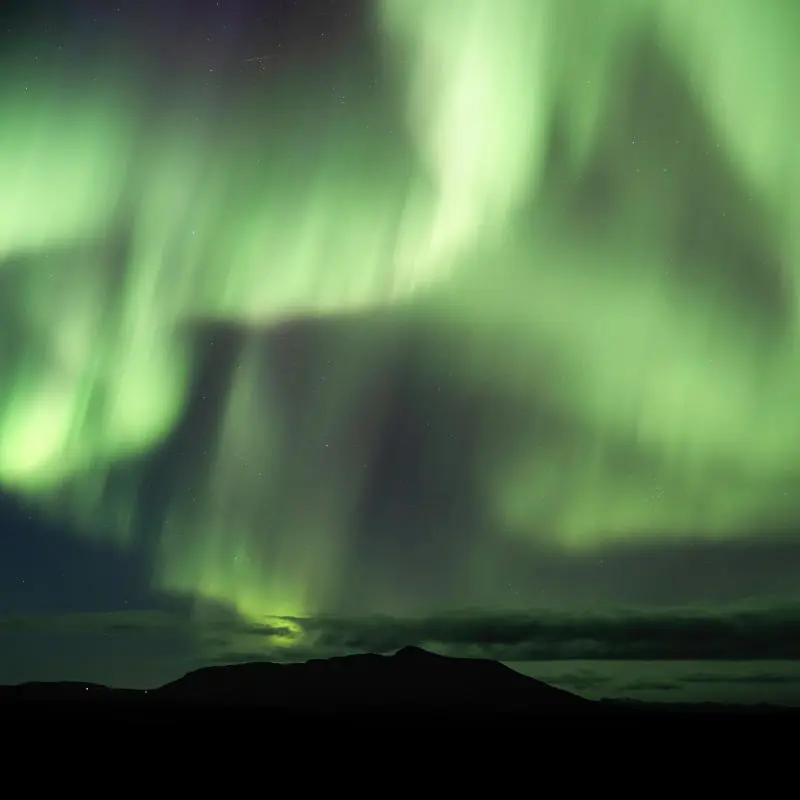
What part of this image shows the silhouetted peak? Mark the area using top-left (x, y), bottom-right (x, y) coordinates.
top-left (0, 649), bottom-right (602, 716)
top-left (391, 645), bottom-right (438, 660)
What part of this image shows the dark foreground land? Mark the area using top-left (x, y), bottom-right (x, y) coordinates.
top-left (1, 646), bottom-right (797, 724)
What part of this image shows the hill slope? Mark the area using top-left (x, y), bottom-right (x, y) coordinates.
top-left (157, 646), bottom-right (593, 712)
top-left (0, 646), bottom-right (594, 716)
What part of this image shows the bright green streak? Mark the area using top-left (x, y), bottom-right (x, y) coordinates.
top-left (1, 1), bottom-right (799, 623)
top-left (388, 0), bottom-right (800, 548)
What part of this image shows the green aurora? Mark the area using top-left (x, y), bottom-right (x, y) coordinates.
top-left (1, 0), bottom-right (799, 629)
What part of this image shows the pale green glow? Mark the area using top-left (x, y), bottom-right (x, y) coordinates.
top-left (1, 1), bottom-right (799, 621)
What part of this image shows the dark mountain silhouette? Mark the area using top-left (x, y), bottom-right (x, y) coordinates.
top-left (156, 646), bottom-right (593, 712)
top-left (1, 647), bottom-right (797, 722)
top-left (0, 647), bottom-right (598, 719)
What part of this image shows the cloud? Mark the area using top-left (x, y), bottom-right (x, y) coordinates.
top-left (616, 680), bottom-right (682, 693)
top-left (680, 672), bottom-right (800, 686)
top-left (0, 610), bottom-right (295, 639)
top-left (0, 610), bottom-right (184, 634)
top-left (536, 670), bottom-right (613, 692)
top-left (2, 602), bottom-right (800, 662)
top-left (297, 604), bottom-right (800, 661)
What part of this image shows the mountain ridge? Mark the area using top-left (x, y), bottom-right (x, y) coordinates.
top-left (151, 645), bottom-right (594, 712)
top-left (3, 647), bottom-right (797, 721)
top-left (0, 646), bottom-right (592, 715)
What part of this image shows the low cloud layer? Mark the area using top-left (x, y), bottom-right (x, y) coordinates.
top-left (3, 602), bottom-right (800, 664)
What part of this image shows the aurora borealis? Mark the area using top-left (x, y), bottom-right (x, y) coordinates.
top-left (2, 0), bottom-right (800, 704)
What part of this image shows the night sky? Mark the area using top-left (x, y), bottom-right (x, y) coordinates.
top-left (2, 0), bottom-right (800, 706)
